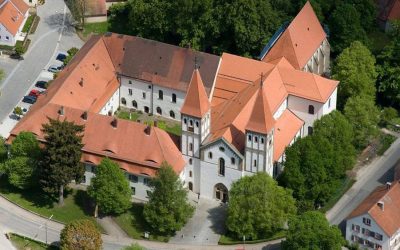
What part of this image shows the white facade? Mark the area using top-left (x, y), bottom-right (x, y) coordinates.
top-left (99, 88), bottom-right (120, 115)
top-left (303, 38), bottom-right (330, 75)
top-left (346, 214), bottom-right (389, 250)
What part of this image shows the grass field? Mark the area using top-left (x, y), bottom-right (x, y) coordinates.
top-left (9, 233), bottom-right (58, 250)
top-left (219, 230), bottom-right (286, 245)
top-left (83, 22), bottom-right (109, 37)
top-left (0, 177), bottom-right (102, 231)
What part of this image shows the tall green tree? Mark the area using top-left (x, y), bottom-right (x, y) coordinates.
top-left (143, 162), bottom-right (194, 234)
top-left (3, 132), bottom-right (41, 189)
top-left (333, 41), bottom-right (377, 109)
top-left (40, 118), bottom-right (85, 206)
top-left (227, 172), bottom-right (296, 240)
top-left (88, 158), bottom-right (131, 215)
top-left (60, 219), bottom-right (102, 250)
top-left (344, 95), bottom-right (380, 149)
top-left (313, 111), bottom-right (356, 172)
top-left (282, 211), bottom-right (344, 250)
top-left (328, 3), bottom-right (368, 53)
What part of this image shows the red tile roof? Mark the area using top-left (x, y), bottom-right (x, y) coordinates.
top-left (261, 1), bottom-right (326, 70)
top-left (378, 0), bottom-right (400, 22)
top-left (180, 69), bottom-right (210, 118)
top-left (0, 0), bottom-right (29, 36)
top-left (348, 182), bottom-right (400, 236)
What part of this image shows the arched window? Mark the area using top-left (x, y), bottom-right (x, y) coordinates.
top-left (218, 158), bottom-right (225, 176)
top-left (189, 171), bottom-right (192, 177)
top-left (170, 110), bottom-right (175, 119)
top-left (188, 182), bottom-right (193, 191)
top-left (190, 120), bottom-right (193, 126)
top-left (189, 158), bottom-right (192, 165)
top-left (184, 118), bottom-right (187, 124)
top-left (208, 152), bottom-right (213, 159)
top-left (308, 126), bottom-right (314, 135)
top-left (156, 107), bottom-right (162, 115)
top-left (261, 138), bottom-right (264, 144)
top-left (308, 105), bottom-right (315, 114)
top-left (132, 100), bottom-right (137, 108)
top-left (254, 136), bottom-right (258, 143)
top-left (172, 93), bottom-right (177, 103)
top-left (253, 159), bottom-right (257, 167)
top-left (158, 90), bottom-right (163, 100)
top-left (248, 135), bottom-right (252, 141)
top-left (196, 121), bottom-right (199, 127)
top-left (231, 157), bottom-right (235, 165)
top-left (121, 98), bottom-right (126, 105)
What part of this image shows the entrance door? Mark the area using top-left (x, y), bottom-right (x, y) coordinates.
top-left (214, 183), bottom-right (228, 203)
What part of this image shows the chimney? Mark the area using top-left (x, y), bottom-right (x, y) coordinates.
top-left (154, 121), bottom-right (158, 128)
top-left (144, 125), bottom-right (151, 135)
top-left (79, 78), bottom-right (84, 87)
top-left (111, 118), bottom-right (118, 128)
top-left (81, 111), bottom-right (88, 121)
top-left (386, 182), bottom-right (392, 190)
top-left (377, 201), bottom-right (384, 211)
top-left (58, 106), bottom-right (64, 116)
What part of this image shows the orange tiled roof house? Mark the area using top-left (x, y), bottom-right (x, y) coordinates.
top-left (346, 182), bottom-right (400, 250)
top-left (8, 2), bottom-right (338, 201)
top-left (0, 0), bottom-right (29, 46)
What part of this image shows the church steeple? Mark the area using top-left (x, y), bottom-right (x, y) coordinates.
top-left (180, 69), bottom-right (210, 118)
top-left (246, 84), bottom-right (275, 134)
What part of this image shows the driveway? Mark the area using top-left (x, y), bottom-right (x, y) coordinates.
top-left (326, 137), bottom-right (400, 228)
top-left (0, 0), bottom-right (83, 136)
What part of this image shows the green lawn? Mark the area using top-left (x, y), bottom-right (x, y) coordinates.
top-left (83, 22), bottom-right (109, 37)
top-left (117, 110), bottom-right (140, 121)
top-left (113, 203), bottom-right (170, 242)
top-left (9, 233), bottom-right (58, 250)
top-left (0, 177), bottom-right (101, 230)
top-left (219, 230), bottom-right (286, 245)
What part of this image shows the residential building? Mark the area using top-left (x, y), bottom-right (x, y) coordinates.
top-left (346, 182), bottom-right (400, 250)
top-left (8, 2), bottom-right (338, 202)
top-left (377, 0), bottom-right (400, 31)
top-left (0, 0), bottom-right (29, 46)
top-left (23, 0), bottom-right (36, 7)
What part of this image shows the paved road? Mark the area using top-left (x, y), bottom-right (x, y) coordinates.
top-left (326, 137), bottom-right (400, 228)
top-left (0, 0), bottom-right (83, 124)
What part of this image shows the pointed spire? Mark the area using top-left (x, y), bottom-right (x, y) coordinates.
top-left (181, 69), bottom-right (210, 118)
top-left (246, 85), bottom-right (275, 134)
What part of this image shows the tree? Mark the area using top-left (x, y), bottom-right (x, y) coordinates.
top-left (282, 211), bottom-right (344, 250)
top-left (279, 136), bottom-right (338, 212)
top-left (328, 3), bottom-right (368, 53)
top-left (65, 0), bottom-right (86, 28)
top-left (143, 162), bottom-right (194, 234)
top-left (344, 95), bottom-right (380, 149)
top-left (333, 41), bottom-right (377, 109)
top-left (3, 132), bottom-right (41, 189)
top-left (227, 172), bottom-right (296, 240)
top-left (13, 106), bottom-right (23, 119)
top-left (39, 118), bottom-right (85, 206)
top-left (63, 47), bottom-right (79, 66)
top-left (88, 158), bottom-right (131, 216)
top-left (60, 219), bottom-right (102, 250)
top-left (313, 110), bottom-right (356, 173)
top-left (380, 107), bottom-right (398, 126)
top-left (0, 137), bottom-right (7, 164)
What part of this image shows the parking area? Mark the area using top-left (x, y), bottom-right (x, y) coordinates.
top-left (0, 51), bottom-right (67, 138)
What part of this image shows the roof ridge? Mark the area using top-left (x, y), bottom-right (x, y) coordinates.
top-left (286, 28), bottom-right (301, 69)
top-left (311, 73), bottom-right (323, 101)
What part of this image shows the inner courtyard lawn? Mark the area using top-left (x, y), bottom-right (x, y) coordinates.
top-left (0, 177), bottom-right (102, 231)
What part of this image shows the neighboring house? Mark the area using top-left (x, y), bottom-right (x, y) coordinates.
top-left (23, 0), bottom-right (37, 7)
top-left (0, 0), bottom-right (29, 46)
top-left (377, 0), bottom-right (400, 31)
top-left (346, 182), bottom-right (400, 250)
top-left (260, 2), bottom-right (330, 76)
top-left (8, 2), bottom-right (338, 202)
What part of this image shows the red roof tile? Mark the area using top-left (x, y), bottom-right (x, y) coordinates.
top-left (180, 69), bottom-right (210, 118)
top-left (0, 0), bottom-right (29, 36)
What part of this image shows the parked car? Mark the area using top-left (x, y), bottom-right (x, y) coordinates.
top-left (22, 95), bottom-right (37, 104)
top-left (10, 53), bottom-right (23, 60)
top-left (48, 65), bottom-right (62, 73)
top-left (56, 52), bottom-right (67, 62)
top-left (35, 80), bottom-right (48, 89)
top-left (29, 89), bottom-right (42, 98)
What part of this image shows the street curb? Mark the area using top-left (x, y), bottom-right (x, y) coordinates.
top-left (0, 193), bottom-right (65, 226)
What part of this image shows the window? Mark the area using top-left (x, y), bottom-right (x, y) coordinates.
top-left (129, 80), bottom-right (132, 84)
top-left (128, 89), bottom-right (133, 95)
top-left (363, 217), bottom-right (371, 226)
top-left (131, 187), bottom-right (135, 195)
top-left (91, 166), bottom-right (96, 173)
top-left (308, 126), bottom-right (313, 135)
top-left (148, 85), bottom-right (152, 89)
top-left (142, 92), bottom-right (146, 99)
top-left (189, 143), bottom-right (193, 151)
top-left (308, 105), bottom-right (315, 114)
top-left (351, 224), bottom-right (360, 233)
top-left (218, 158), bottom-right (225, 176)
top-left (231, 157), bottom-right (235, 165)
top-left (254, 136), bottom-right (258, 143)
top-left (5, 36), bottom-right (9, 40)
top-left (172, 93), bottom-right (177, 103)
top-left (253, 159), bottom-right (257, 167)
top-left (189, 171), bottom-right (192, 177)
top-left (219, 147), bottom-right (225, 152)
top-left (375, 233), bottom-right (383, 241)
top-left (81, 175), bottom-right (86, 183)
top-left (375, 244), bottom-right (382, 249)
top-left (156, 107), bottom-right (162, 115)
top-left (158, 90), bottom-right (163, 100)
top-left (144, 106), bottom-right (149, 113)
top-left (196, 121), bottom-right (199, 127)
top-left (184, 118), bottom-right (187, 124)
top-left (170, 110), bottom-right (175, 119)
top-left (132, 100), bottom-right (137, 108)
top-left (190, 120), bottom-right (193, 126)
top-left (121, 98), bottom-right (126, 105)
top-left (189, 158), bottom-right (192, 165)
top-left (261, 138), bottom-right (264, 144)
top-left (143, 178), bottom-right (150, 186)
top-left (328, 98), bottom-right (331, 108)
top-left (248, 135), bottom-right (252, 141)
top-left (269, 140), bottom-right (272, 145)
top-left (208, 152), bottom-right (213, 159)
top-left (129, 174), bottom-right (138, 183)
